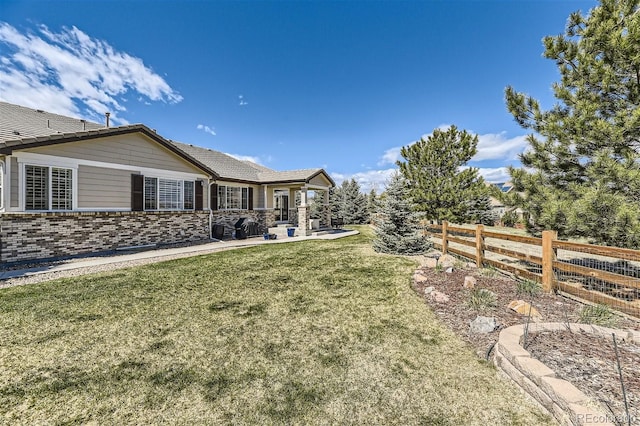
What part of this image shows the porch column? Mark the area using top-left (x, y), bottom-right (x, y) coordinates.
top-left (300, 187), bottom-right (308, 206)
top-left (324, 189), bottom-right (331, 229)
top-left (298, 206), bottom-right (311, 236)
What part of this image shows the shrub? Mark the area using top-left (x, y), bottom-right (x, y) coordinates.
top-left (578, 304), bottom-right (618, 327)
top-left (480, 266), bottom-right (499, 278)
top-left (516, 279), bottom-right (542, 297)
top-left (466, 288), bottom-right (497, 311)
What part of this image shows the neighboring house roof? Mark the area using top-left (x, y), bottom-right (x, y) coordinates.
top-left (492, 182), bottom-right (513, 193)
top-left (171, 141), bottom-right (335, 186)
top-left (0, 102), bottom-right (218, 177)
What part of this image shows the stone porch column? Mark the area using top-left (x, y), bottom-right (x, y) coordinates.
top-left (297, 206), bottom-right (311, 236)
top-left (297, 186), bottom-right (310, 235)
top-left (324, 189), bottom-right (331, 228)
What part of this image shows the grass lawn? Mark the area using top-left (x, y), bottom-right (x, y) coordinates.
top-left (0, 226), bottom-right (552, 425)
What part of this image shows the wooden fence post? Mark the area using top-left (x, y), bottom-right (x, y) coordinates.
top-left (475, 224), bottom-right (484, 267)
top-left (542, 230), bottom-right (557, 293)
top-left (442, 221), bottom-right (448, 255)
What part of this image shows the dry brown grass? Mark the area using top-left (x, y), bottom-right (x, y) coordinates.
top-left (0, 226), bottom-right (553, 425)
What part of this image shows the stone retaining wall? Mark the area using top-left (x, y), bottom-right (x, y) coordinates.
top-left (494, 323), bottom-right (639, 425)
top-left (0, 211), bottom-right (211, 264)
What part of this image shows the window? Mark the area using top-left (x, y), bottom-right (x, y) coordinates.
top-left (144, 177), bottom-right (157, 210)
top-left (217, 185), bottom-right (249, 210)
top-left (159, 179), bottom-right (182, 210)
top-left (183, 181), bottom-right (194, 210)
top-left (143, 177), bottom-right (194, 211)
top-left (25, 165), bottom-right (73, 211)
top-left (51, 168), bottom-right (72, 210)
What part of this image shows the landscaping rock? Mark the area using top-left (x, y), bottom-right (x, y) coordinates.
top-left (508, 300), bottom-right (542, 319)
top-left (424, 286), bottom-right (435, 295)
top-left (445, 267), bottom-right (453, 274)
top-left (423, 257), bottom-right (438, 268)
top-left (466, 262), bottom-right (477, 269)
top-left (439, 254), bottom-right (456, 269)
top-left (430, 290), bottom-right (450, 303)
top-left (414, 271), bottom-right (429, 284)
top-left (470, 316), bottom-right (498, 334)
top-left (463, 275), bottom-right (476, 289)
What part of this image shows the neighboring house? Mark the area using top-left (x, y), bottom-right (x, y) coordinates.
top-left (488, 181), bottom-right (526, 224)
top-left (0, 101), bottom-right (333, 264)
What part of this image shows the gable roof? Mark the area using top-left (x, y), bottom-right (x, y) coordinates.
top-left (0, 101), bottom-right (105, 142)
top-left (171, 141), bottom-right (334, 186)
top-left (0, 101), bottom-right (334, 187)
top-left (0, 102), bottom-right (218, 178)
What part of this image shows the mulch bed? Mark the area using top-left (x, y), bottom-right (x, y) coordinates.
top-left (412, 263), bottom-right (640, 423)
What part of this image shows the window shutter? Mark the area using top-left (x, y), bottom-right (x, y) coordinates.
top-left (131, 174), bottom-right (144, 211)
top-left (248, 187), bottom-right (254, 210)
top-left (195, 181), bottom-right (204, 210)
top-left (210, 183), bottom-right (218, 211)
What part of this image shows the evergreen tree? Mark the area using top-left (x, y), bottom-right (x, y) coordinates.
top-left (504, 0), bottom-right (640, 247)
top-left (341, 179), bottom-right (368, 224)
top-left (366, 189), bottom-right (378, 224)
top-left (397, 125), bottom-right (492, 223)
top-left (329, 186), bottom-right (342, 220)
top-left (309, 190), bottom-right (326, 219)
top-left (329, 179), bottom-right (368, 224)
top-left (373, 172), bottom-right (431, 254)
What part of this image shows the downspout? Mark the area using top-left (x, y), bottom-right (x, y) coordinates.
top-left (208, 180), bottom-right (218, 240)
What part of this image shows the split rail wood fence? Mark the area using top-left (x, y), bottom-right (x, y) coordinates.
top-left (424, 221), bottom-right (640, 318)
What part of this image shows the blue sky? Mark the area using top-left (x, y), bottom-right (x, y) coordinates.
top-left (0, 0), bottom-right (597, 192)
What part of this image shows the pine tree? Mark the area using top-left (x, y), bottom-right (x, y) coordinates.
top-left (341, 179), bottom-right (368, 224)
top-left (373, 172), bottom-right (431, 255)
top-left (309, 190), bottom-right (326, 219)
top-left (397, 125), bottom-right (492, 223)
top-left (504, 0), bottom-right (640, 247)
top-left (366, 189), bottom-right (378, 224)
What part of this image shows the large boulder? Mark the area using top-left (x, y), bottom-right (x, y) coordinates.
top-left (438, 254), bottom-right (456, 269)
top-left (508, 300), bottom-right (542, 319)
top-left (470, 316), bottom-right (498, 334)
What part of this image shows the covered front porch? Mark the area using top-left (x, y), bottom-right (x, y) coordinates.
top-left (260, 183), bottom-right (332, 236)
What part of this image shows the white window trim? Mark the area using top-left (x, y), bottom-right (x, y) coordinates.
top-left (143, 176), bottom-right (196, 211)
top-left (0, 160), bottom-right (5, 211)
top-left (217, 184), bottom-right (250, 210)
top-left (21, 163), bottom-right (77, 212)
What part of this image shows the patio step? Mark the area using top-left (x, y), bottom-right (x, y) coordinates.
top-left (267, 226), bottom-right (299, 237)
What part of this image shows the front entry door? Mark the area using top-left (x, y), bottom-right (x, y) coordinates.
top-left (274, 191), bottom-right (289, 222)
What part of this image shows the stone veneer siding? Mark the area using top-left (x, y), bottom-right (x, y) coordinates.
top-left (0, 211), bottom-right (210, 264)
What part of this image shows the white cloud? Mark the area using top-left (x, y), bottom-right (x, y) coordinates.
top-left (474, 132), bottom-right (527, 161)
top-left (226, 153), bottom-right (262, 164)
top-left (378, 129), bottom-right (528, 166)
top-left (0, 23), bottom-right (181, 124)
top-left (196, 124), bottom-right (216, 136)
top-left (477, 167), bottom-right (511, 183)
top-left (378, 146), bottom-right (402, 166)
top-left (238, 94), bottom-right (248, 106)
top-left (331, 168), bottom-right (397, 194)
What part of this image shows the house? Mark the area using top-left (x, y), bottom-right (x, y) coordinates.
top-left (0, 101), bottom-right (334, 264)
top-left (488, 181), bottom-right (526, 225)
